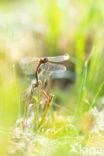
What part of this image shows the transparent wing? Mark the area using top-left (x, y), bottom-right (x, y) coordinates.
top-left (40, 62), bottom-right (66, 73)
top-left (44, 54), bottom-right (69, 63)
top-left (19, 57), bottom-right (40, 75)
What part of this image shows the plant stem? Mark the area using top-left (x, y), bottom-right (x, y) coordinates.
top-left (39, 95), bottom-right (53, 127)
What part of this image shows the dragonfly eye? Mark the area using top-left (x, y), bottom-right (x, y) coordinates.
top-left (43, 57), bottom-right (48, 63)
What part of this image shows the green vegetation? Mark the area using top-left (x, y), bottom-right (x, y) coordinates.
top-left (0, 0), bottom-right (104, 155)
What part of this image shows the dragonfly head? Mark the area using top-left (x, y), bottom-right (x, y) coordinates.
top-left (42, 57), bottom-right (48, 63)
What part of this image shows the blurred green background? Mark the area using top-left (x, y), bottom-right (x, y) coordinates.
top-left (0, 0), bottom-right (104, 155)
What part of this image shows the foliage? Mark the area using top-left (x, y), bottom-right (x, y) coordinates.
top-left (0, 0), bottom-right (104, 155)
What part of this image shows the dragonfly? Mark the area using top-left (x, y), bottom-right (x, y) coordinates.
top-left (19, 54), bottom-right (69, 84)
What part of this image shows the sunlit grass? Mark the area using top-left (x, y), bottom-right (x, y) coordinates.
top-left (0, 0), bottom-right (104, 155)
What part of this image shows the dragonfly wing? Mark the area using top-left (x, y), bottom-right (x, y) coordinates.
top-left (19, 57), bottom-right (39, 75)
top-left (40, 63), bottom-right (66, 73)
top-left (45, 54), bottom-right (69, 63)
